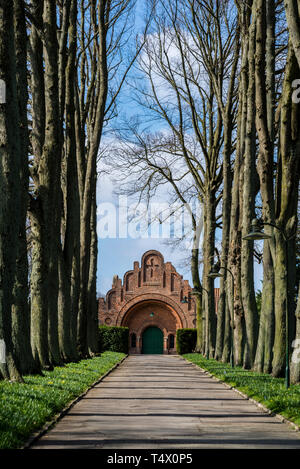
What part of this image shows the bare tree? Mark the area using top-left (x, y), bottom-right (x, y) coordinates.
top-left (106, 0), bottom-right (241, 356)
top-left (183, 0), bottom-right (240, 361)
top-left (75, 0), bottom-right (140, 356)
top-left (109, 128), bottom-right (206, 352)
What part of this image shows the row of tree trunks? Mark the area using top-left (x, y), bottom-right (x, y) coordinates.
top-left (29, 0), bottom-right (62, 369)
top-left (233, 0), bottom-right (300, 377)
top-left (240, 0), bottom-right (259, 369)
top-left (0, 0), bottom-right (145, 381)
top-left (214, 32), bottom-right (240, 361)
top-left (58, 0), bottom-right (79, 363)
top-left (27, 0), bottom-right (121, 368)
top-left (76, 0), bottom-right (108, 357)
top-left (203, 189), bottom-right (217, 358)
top-left (109, 0), bottom-right (299, 382)
top-left (27, 0), bottom-right (108, 368)
top-left (11, 0), bottom-right (39, 375)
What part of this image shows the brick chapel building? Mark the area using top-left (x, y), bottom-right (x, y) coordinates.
top-left (98, 249), bottom-right (219, 354)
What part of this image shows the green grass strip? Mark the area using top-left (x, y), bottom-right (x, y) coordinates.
top-left (0, 351), bottom-right (126, 449)
top-left (183, 353), bottom-right (300, 428)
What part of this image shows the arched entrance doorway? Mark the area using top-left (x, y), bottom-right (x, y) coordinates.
top-left (118, 297), bottom-right (184, 354)
top-left (142, 326), bottom-right (163, 354)
top-left (98, 250), bottom-right (200, 354)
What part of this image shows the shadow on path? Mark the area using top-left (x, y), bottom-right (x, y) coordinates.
top-left (30, 355), bottom-right (300, 449)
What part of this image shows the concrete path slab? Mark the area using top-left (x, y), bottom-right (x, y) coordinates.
top-left (31, 355), bottom-right (300, 449)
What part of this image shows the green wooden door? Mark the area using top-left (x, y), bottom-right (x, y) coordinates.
top-left (142, 327), bottom-right (163, 354)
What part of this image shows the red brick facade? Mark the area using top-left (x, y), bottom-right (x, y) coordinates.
top-left (98, 250), bottom-right (219, 354)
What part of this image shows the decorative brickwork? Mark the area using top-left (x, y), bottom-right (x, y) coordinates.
top-left (98, 250), bottom-right (219, 354)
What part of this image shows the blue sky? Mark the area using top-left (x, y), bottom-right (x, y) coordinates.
top-left (96, 172), bottom-right (196, 295)
top-left (95, 174), bottom-right (263, 296)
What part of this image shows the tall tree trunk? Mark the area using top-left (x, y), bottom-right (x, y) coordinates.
top-left (284, 0), bottom-right (300, 69)
top-left (28, 0), bottom-right (49, 369)
top-left (42, 0), bottom-right (62, 366)
top-left (70, 244), bottom-right (81, 353)
top-left (215, 275), bottom-right (225, 360)
top-left (254, 0), bottom-right (276, 374)
top-left (273, 41), bottom-right (300, 376)
top-left (58, 256), bottom-right (74, 361)
top-left (254, 243), bottom-right (275, 373)
top-left (226, 3), bottom-right (247, 364)
top-left (215, 118), bottom-right (232, 360)
top-left (203, 188), bottom-right (216, 358)
top-left (77, 1), bottom-right (108, 356)
top-left (58, 0), bottom-right (79, 362)
top-left (191, 240), bottom-right (203, 354)
top-left (11, 0), bottom-right (39, 374)
top-left (29, 200), bottom-right (51, 369)
top-left (240, 2), bottom-right (259, 368)
top-left (291, 281), bottom-right (300, 383)
top-left (72, 90), bottom-right (83, 353)
top-left (87, 193), bottom-right (99, 355)
top-left (228, 161), bottom-right (243, 368)
top-left (29, 0), bottom-right (62, 367)
top-left (0, 0), bottom-right (23, 381)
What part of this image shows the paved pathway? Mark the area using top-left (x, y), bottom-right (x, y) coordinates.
top-left (31, 355), bottom-right (300, 449)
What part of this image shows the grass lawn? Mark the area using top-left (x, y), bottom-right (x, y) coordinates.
top-left (0, 351), bottom-right (125, 449)
top-left (183, 353), bottom-right (300, 427)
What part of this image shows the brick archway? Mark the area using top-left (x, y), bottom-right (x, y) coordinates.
top-left (98, 250), bottom-right (201, 354)
top-left (119, 296), bottom-right (184, 354)
top-left (116, 293), bottom-right (187, 328)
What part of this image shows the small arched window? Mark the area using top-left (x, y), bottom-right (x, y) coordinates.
top-left (169, 334), bottom-right (175, 349)
top-left (131, 333), bottom-right (137, 348)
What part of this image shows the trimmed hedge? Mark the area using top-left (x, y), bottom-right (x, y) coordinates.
top-left (99, 325), bottom-right (129, 354)
top-left (176, 328), bottom-right (197, 354)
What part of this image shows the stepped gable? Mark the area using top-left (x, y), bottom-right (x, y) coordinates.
top-left (98, 250), bottom-right (218, 354)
